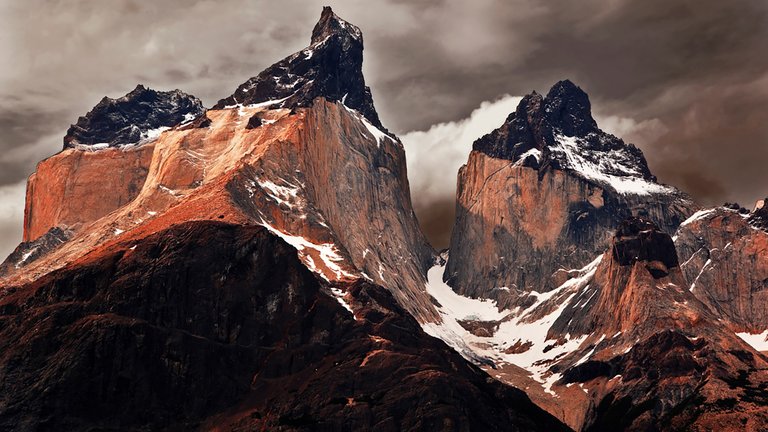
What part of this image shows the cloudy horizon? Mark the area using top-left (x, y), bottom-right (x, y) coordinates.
top-left (2, 0), bottom-right (767, 257)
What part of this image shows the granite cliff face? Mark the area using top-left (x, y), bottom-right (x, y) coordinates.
top-left (675, 205), bottom-right (768, 337)
top-left (445, 81), bottom-right (697, 309)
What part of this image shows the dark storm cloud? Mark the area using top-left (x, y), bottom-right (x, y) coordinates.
top-left (1, 0), bottom-right (767, 255)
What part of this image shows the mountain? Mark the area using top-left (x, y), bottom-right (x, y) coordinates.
top-left (444, 80), bottom-right (697, 309)
top-left (3, 5), bottom-right (767, 432)
top-left (0, 7), bottom-right (574, 430)
top-left (213, 6), bottom-right (383, 130)
top-left (12, 7), bottom-right (436, 323)
top-left (423, 81), bottom-right (768, 429)
top-left (427, 217), bottom-right (768, 430)
top-left (63, 85), bottom-right (206, 149)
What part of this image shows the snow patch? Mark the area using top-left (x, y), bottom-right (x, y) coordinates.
top-left (425, 265), bottom-right (509, 322)
top-left (736, 330), bottom-right (768, 352)
top-left (180, 112), bottom-right (197, 125)
top-left (342, 104), bottom-right (394, 147)
top-left (689, 258), bottom-right (712, 292)
top-left (258, 221), bottom-right (356, 282)
top-left (141, 126), bottom-right (170, 141)
top-left (254, 178), bottom-right (302, 209)
top-left (550, 134), bottom-right (673, 195)
top-left (330, 287), bottom-right (357, 319)
top-left (421, 255), bottom-right (602, 396)
top-left (14, 247), bottom-right (39, 268)
top-left (514, 148), bottom-right (541, 165)
top-left (680, 208), bottom-right (717, 227)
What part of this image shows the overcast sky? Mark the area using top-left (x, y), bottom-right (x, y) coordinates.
top-left (1, 0), bottom-right (767, 256)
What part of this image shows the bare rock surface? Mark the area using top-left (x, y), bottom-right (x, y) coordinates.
top-left (675, 206), bottom-right (768, 335)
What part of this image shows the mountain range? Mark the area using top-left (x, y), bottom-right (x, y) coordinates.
top-left (1, 7), bottom-right (767, 431)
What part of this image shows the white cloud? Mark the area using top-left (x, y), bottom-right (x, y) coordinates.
top-left (596, 115), bottom-right (669, 149)
top-left (0, 180), bottom-right (27, 261)
top-left (401, 94), bottom-right (522, 214)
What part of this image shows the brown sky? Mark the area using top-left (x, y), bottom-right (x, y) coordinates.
top-left (1, 0), bottom-right (767, 255)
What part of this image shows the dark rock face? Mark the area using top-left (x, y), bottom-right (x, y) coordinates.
top-left (0, 227), bottom-right (71, 276)
top-left (0, 221), bottom-right (567, 431)
top-left (213, 7), bottom-right (384, 130)
top-left (612, 217), bottom-right (679, 277)
top-left (580, 330), bottom-right (768, 432)
top-left (473, 80), bottom-right (654, 183)
top-left (63, 85), bottom-right (205, 149)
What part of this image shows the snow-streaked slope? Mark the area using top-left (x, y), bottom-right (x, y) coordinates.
top-left (550, 134), bottom-right (673, 195)
top-left (422, 255), bottom-right (602, 395)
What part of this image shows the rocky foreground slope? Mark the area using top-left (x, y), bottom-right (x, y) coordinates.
top-left (0, 221), bottom-right (566, 431)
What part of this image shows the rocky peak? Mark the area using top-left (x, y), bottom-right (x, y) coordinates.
top-left (63, 85), bottom-right (205, 149)
top-left (612, 217), bottom-right (679, 278)
top-left (543, 79), bottom-right (598, 137)
top-left (473, 80), bottom-right (662, 194)
top-left (213, 7), bottom-right (383, 130)
top-left (311, 6), bottom-right (363, 44)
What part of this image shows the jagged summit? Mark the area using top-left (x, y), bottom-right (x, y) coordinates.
top-left (63, 85), bottom-right (205, 149)
top-left (311, 6), bottom-right (362, 44)
top-left (473, 80), bottom-right (669, 195)
top-left (213, 7), bottom-right (384, 129)
top-left (544, 80), bottom-right (598, 137)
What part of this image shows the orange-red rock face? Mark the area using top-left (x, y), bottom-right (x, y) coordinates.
top-left (6, 98), bottom-right (436, 322)
top-left (23, 145), bottom-right (154, 241)
top-left (445, 150), bottom-right (695, 308)
top-left (676, 208), bottom-right (768, 334)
